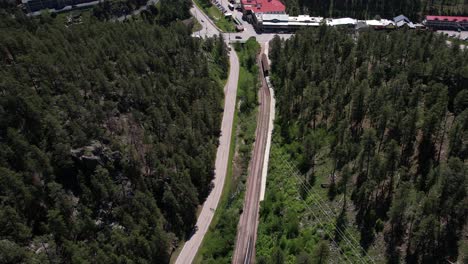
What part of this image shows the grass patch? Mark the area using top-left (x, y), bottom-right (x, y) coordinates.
top-left (256, 128), bottom-right (384, 263)
top-left (193, 0), bottom-right (236, 32)
top-left (195, 38), bottom-right (260, 263)
top-left (192, 17), bottom-right (203, 32)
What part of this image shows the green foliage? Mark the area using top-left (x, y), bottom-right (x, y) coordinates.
top-left (92, 0), bottom-right (192, 23)
top-left (282, 0), bottom-right (467, 20)
top-left (197, 38), bottom-right (259, 263)
top-left (269, 27), bottom-right (468, 263)
top-left (0, 13), bottom-right (227, 263)
top-left (193, 0), bottom-right (236, 32)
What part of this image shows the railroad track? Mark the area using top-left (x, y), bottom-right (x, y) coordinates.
top-left (232, 44), bottom-right (271, 264)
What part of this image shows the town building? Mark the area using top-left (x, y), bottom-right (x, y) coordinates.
top-left (424, 15), bottom-right (468, 31)
top-left (394, 14), bottom-right (415, 28)
top-left (325, 17), bottom-right (357, 28)
top-left (254, 13), bottom-right (323, 32)
top-left (241, 0), bottom-right (286, 15)
top-left (253, 13), bottom-right (404, 32)
top-left (364, 19), bottom-right (396, 30)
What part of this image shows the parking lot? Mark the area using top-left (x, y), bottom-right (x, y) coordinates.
top-left (212, 0), bottom-right (229, 15)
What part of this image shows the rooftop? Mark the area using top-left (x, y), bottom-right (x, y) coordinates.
top-left (426, 15), bottom-right (468, 22)
top-left (326, 17), bottom-right (357, 26)
top-left (241, 0), bottom-right (286, 13)
top-left (364, 19), bottom-right (395, 27)
top-left (394, 15), bottom-right (411, 23)
top-left (259, 13), bottom-right (289, 21)
top-left (291, 15), bottom-right (323, 23)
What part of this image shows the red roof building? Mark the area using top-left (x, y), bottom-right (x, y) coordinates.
top-left (426, 15), bottom-right (468, 22)
top-left (241, 0), bottom-right (286, 14)
top-left (425, 15), bottom-right (468, 31)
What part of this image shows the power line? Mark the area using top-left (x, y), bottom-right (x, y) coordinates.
top-left (275, 159), bottom-right (368, 264)
top-left (272, 150), bottom-right (376, 264)
top-left (267, 152), bottom-right (353, 263)
top-left (277, 153), bottom-right (374, 264)
top-left (277, 157), bottom-right (367, 258)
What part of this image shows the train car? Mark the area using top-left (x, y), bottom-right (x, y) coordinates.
top-left (261, 54), bottom-right (270, 76)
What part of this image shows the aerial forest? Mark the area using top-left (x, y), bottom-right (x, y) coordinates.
top-left (283, 0), bottom-right (468, 20)
top-left (266, 28), bottom-right (467, 263)
top-left (0, 5), bottom-right (229, 263)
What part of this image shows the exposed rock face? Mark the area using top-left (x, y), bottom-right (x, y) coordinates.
top-left (70, 140), bottom-right (121, 170)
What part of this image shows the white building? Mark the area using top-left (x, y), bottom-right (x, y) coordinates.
top-left (326, 18), bottom-right (357, 27)
top-left (255, 13), bottom-right (324, 31)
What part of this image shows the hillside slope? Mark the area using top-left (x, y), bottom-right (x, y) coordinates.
top-left (0, 11), bottom-right (228, 263)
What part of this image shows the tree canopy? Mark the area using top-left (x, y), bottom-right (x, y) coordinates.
top-left (267, 27), bottom-right (467, 263)
top-left (283, 0), bottom-right (467, 20)
top-left (0, 8), bottom-right (228, 263)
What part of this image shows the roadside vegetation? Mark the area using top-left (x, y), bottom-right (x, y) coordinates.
top-left (193, 0), bottom-right (236, 32)
top-left (196, 38), bottom-right (260, 263)
top-left (258, 28), bottom-right (467, 263)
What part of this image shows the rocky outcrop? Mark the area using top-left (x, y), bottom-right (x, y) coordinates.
top-left (70, 140), bottom-right (121, 170)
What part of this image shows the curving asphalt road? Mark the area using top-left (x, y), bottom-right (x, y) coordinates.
top-left (175, 21), bottom-right (240, 264)
top-left (177, 3), bottom-right (289, 263)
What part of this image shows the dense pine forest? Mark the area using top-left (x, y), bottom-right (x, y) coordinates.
top-left (0, 5), bottom-right (229, 263)
top-left (282, 0), bottom-right (468, 20)
top-left (264, 28), bottom-right (467, 263)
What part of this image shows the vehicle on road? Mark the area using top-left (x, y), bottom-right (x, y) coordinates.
top-left (235, 36), bottom-right (242, 39)
top-left (236, 25), bottom-right (244, 32)
top-left (228, 3), bottom-right (234, 10)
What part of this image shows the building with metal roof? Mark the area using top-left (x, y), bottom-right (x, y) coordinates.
top-left (254, 13), bottom-right (324, 32)
top-left (326, 17), bottom-right (357, 27)
top-left (393, 14), bottom-right (415, 28)
top-left (394, 15), bottom-right (411, 23)
top-left (424, 15), bottom-right (468, 31)
top-left (241, 0), bottom-right (286, 14)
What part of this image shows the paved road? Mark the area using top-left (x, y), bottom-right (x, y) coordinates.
top-left (191, 4), bottom-right (221, 38)
top-left (116, 0), bottom-right (160, 21)
top-left (232, 44), bottom-right (271, 264)
top-left (192, 0), bottom-right (292, 43)
top-left (175, 33), bottom-right (240, 264)
top-left (177, 3), bottom-right (288, 264)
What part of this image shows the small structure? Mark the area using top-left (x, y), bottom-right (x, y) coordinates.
top-left (355, 20), bottom-right (369, 31)
top-left (393, 14), bottom-right (415, 29)
top-left (424, 15), bottom-right (468, 31)
top-left (326, 17), bottom-right (357, 28)
top-left (394, 15), bottom-right (411, 24)
top-left (364, 19), bottom-right (396, 30)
